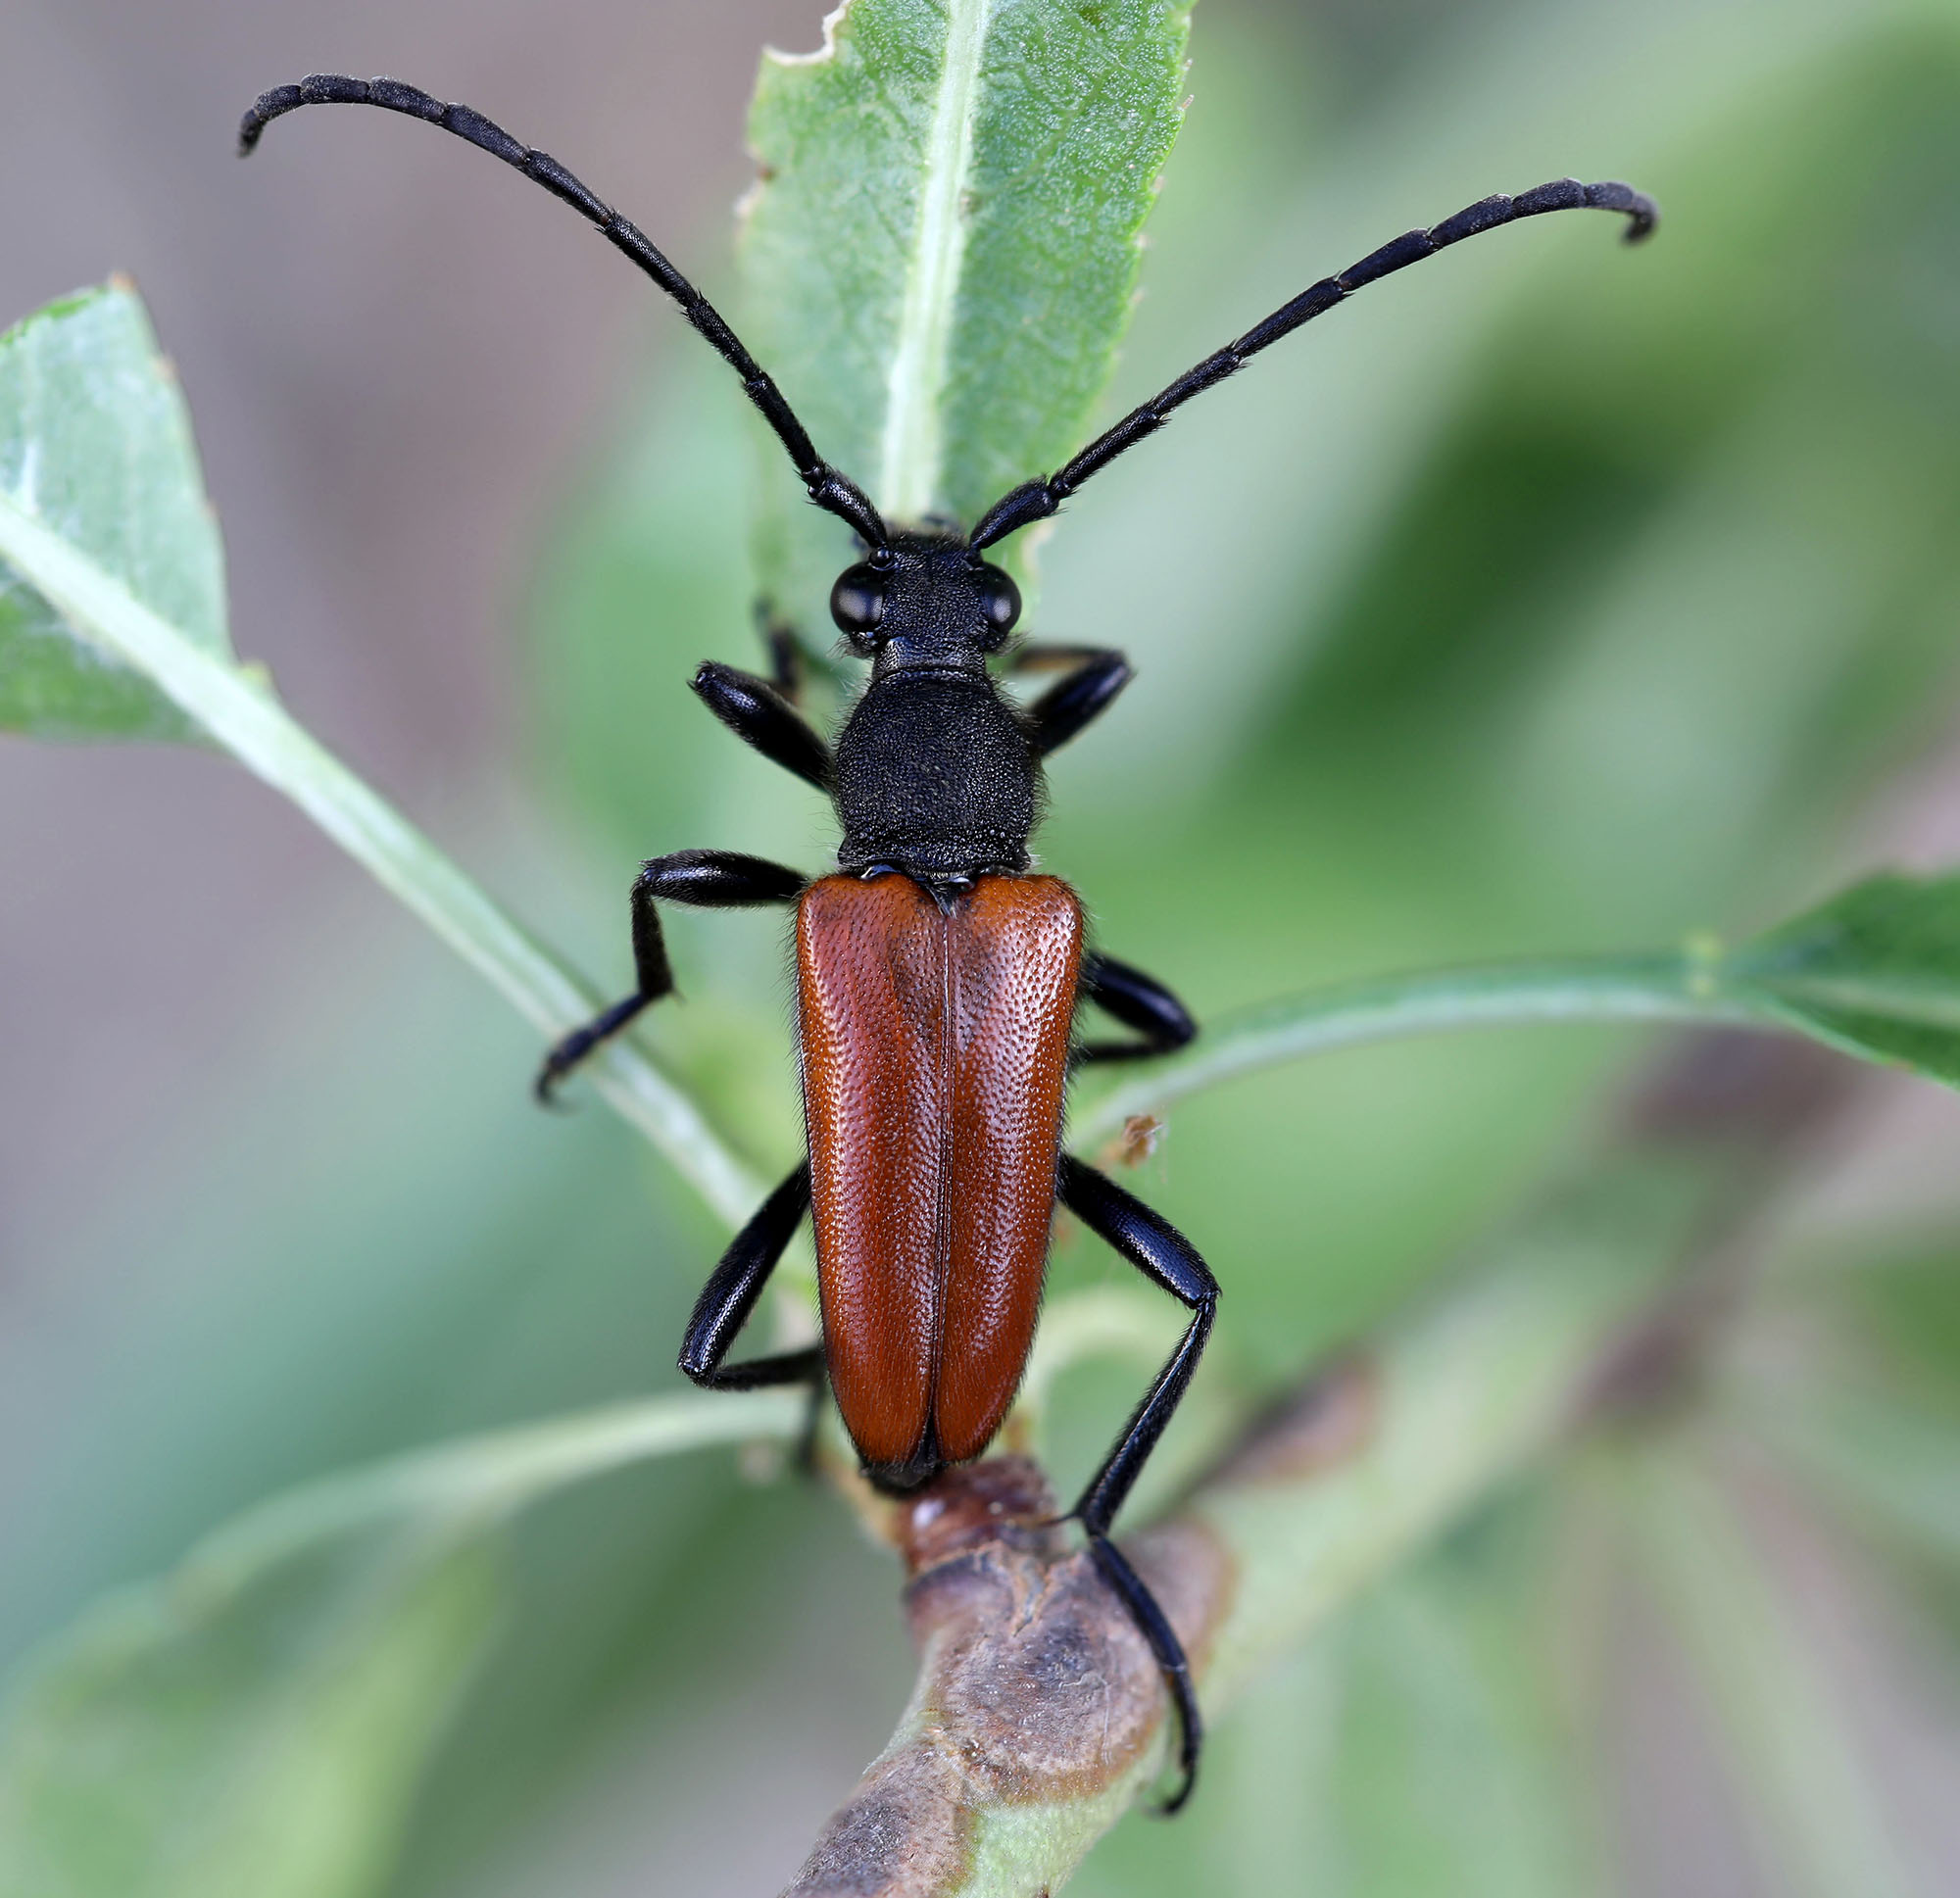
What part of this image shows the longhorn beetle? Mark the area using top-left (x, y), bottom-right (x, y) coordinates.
top-left (240, 72), bottom-right (1655, 1811)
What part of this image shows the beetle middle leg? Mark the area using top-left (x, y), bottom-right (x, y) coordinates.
top-left (1056, 1151), bottom-right (1219, 1812)
top-left (1074, 952), bottom-right (1198, 1066)
top-left (534, 850), bottom-right (804, 1099)
top-left (679, 1159), bottom-right (823, 1388)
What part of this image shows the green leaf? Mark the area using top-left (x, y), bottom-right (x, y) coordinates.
top-left (0, 283), bottom-right (231, 741)
top-left (0, 1392), bottom-right (802, 1898)
top-left (1727, 872), bottom-right (1960, 1084)
top-left (0, 283), bottom-right (762, 1228)
top-left (1072, 872), bottom-right (1960, 1149)
top-left (739, 0), bottom-right (1196, 601)
top-left (0, 1539), bottom-right (498, 1898)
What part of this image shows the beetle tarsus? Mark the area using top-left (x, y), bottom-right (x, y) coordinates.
top-left (1087, 1533), bottom-right (1202, 1815)
top-left (534, 993), bottom-right (653, 1102)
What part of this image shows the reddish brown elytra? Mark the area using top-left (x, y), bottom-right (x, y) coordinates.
top-left (799, 872), bottom-right (1081, 1475)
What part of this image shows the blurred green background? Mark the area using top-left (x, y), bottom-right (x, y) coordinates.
top-left (4, 0), bottom-right (1959, 1891)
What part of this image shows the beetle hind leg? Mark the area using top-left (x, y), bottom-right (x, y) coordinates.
top-left (535, 850), bottom-right (805, 1100)
top-left (1056, 1152), bottom-right (1219, 1812)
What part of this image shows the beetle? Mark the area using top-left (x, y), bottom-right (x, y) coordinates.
top-left (239, 72), bottom-right (1655, 1810)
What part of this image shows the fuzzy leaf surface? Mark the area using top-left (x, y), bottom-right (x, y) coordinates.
top-left (0, 284), bottom-right (229, 740)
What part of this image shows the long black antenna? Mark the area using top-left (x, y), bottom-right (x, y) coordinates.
top-left (969, 177), bottom-right (1657, 552)
top-left (239, 74), bottom-right (888, 548)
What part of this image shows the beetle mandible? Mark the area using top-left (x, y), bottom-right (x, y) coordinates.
top-left (239, 72), bottom-right (1656, 1810)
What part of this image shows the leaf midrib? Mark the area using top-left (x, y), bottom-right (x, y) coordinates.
top-left (876, 0), bottom-right (992, 521)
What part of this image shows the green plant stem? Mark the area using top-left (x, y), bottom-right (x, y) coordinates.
top-left (0, 490), bottom-right (763, 1226)
top-left (187, 1388), bottom-right (805, 1587)
top-left (1071, 956), bottom-right (1764, 1148)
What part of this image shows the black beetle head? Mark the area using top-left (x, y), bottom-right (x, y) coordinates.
top-left (830, 530), bottom-right (1020, 675)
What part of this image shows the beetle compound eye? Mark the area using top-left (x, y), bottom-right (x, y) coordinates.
top-left (976, 564), bottom-right (1021, 643)
top-left (830, 563), bottom-right (889, 645)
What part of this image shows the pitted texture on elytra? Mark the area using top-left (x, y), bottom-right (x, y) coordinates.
top-left (798, 873), bottom-right (1082, 1475)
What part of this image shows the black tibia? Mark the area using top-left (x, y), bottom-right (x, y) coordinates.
top-left (1075, 953), bottom-right (1198, 1066)
top-left (1058, 1156), bottom-right (1219, 1533)
top-left (692, 661), bottom-right (833, 791)
top-left (679, 1161), bottom-right (825, 1395)
top-left (534, 851), bottom-right (804, 1100)
top-left (1006, 644), bottom-right (1134, 755)
top-left (970, 177), bottom-right (1658, 551)
top-left (1056, 1153), bottom-right (1220, 1812)
top-left (236, 74), bottom-right (887, 548)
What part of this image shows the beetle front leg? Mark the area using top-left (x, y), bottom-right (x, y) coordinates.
top-left (1056, 1152), bottom-right (1219, 1812)
top-left (692, 629), bottom-right (834, 788)
top-left (1006, 643), bottom-right (1134, 755)
top-left (1074, 952), bottom-right (1198, 1066)
top-left (534, 850), bottom-right (805, 1100)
